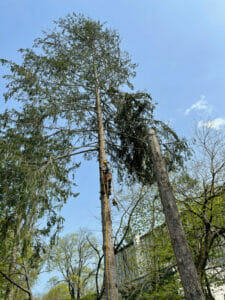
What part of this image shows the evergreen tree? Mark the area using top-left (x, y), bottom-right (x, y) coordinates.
top-left (0, 107), bottom-right (75, 299)
top-left (1, 14), bottom-right (137, 298)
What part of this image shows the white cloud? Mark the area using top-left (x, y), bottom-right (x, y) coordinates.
top-left (198, 118), bottom-right (225, 130)
top-left (185, 95), bottom-right (213, 115)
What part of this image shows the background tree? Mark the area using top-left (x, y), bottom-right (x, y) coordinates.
top-left (113, 186), bottom-right (183, 299)
top-left (47, 230), bottom-right (98, 299)
top-left (174, 125), bottom-right (225, 299)
top-left (0, 107), bottom-right (75, 299)
top-left (42, 283), bottom-right (70, 300)
top-left (115, 125), bottom-right (225, 299)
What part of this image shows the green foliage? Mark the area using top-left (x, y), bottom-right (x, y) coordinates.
top-left (0, 106), bottom-right (76, 236)
top-left (1, 13), bottom-right (136, 133)
top-left (115, 186), bottom-right (184, 299)
top-left (119, 270), bottom-right (182, 300)
top-left (47, 231), bottom-right (98, 299)
top-left (0, 103), bottom-right (77, 297)
top-left (1, 13), bottom-right (188, 186)
top-left (130, 187), bottom-right (164, 236)
top-left (108, 89), bottom-right (190, 184)
top-left (42, 283), bottom-right (70, 300)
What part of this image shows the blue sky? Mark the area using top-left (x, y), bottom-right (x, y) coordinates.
top-left (1, 0), bottom-right (225, 296)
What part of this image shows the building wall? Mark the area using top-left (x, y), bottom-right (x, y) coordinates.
top-left (115, 233), bottom-right (225, 299)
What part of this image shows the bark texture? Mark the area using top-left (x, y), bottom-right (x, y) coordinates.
top-left (148, 129), bottom-right (205, 300)
top-left (94, 62), bottom-right (118, 300)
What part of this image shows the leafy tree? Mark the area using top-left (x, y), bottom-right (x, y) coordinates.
top-left (47, 230), bottom-right (98, 299)
top-left (114, 187), bottom-right (183, 299)
top-left (120, 125), bottom-right (225, 299)
top-left (42, 283), bottom-right (70, 300)
top-left (174, 126), bottom-right (225, 299)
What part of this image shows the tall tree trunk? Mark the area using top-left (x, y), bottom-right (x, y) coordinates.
top-left (151, 197), bottom-right (159, 293)
top-left (148, 129), bottom-right (205, 300)
top-left (93, 61), bottom-right (118, 300)
top-left (68, 282), bottom-right (75, 299)
top-left (196, 229), bottom-right (214, 283)
top-left (204, 272), bottom-right (215, 300)
top-left (77, 286), bottom-right (81, 299)
top-left (5, 216), bottom-right (22, 300)
top-left (77, 268), bottom-right (81, 299)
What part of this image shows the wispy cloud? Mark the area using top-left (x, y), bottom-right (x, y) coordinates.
top-left (198, 118), bottom-right (225, 130)
top-left (185, 95), bottom-right (213, 115)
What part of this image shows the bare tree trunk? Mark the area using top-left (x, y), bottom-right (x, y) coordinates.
top-left (77, 285), bottom-right (81, 300)
top-left (68, 282), bottom-right (75, 299)
top-left (94, 61), bottom-right (118, 300)
top-left (77, 268), bottom-right (81, 299)
top-left (204, 272), bottom-right (215, 300)
top-left (148, 129), bottom-right (205, 300)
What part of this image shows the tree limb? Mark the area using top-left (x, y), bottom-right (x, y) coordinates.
top-left (0, 269), bottom-right (31, 296)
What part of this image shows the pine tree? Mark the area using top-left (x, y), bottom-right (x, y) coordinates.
top-left (1, 14), bottom-right (137, 299)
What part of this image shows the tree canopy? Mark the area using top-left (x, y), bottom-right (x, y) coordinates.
top-left (1, 13), bottom-right (188, 184)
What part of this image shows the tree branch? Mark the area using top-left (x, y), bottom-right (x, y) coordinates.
top-left (115, 187), bottom-right (147, 252)
top-left (0, 269), bottom-right (31, 296)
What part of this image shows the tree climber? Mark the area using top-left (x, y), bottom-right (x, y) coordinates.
top-left (103, 159), bottom-right (112, 197)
